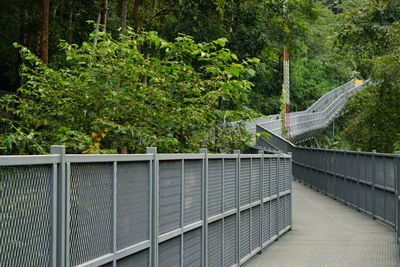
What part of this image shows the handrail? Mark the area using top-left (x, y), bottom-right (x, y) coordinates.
top-left (254, 79), bottom-right (369, 143)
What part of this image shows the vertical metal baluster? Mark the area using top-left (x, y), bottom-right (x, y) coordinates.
top-left (51, 145), bottom-right (66, 267)
top-left (234, 150), bottom-right (240, 265)
top-left (112, 162), bottom-right (117, 267)
top-left (200, 148), bottom-right (208, 267)
top-left (147, 147), bottom-right (159, 267)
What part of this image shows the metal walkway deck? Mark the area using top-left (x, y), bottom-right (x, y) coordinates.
top-left (245, 181), bottom-right (400, 267)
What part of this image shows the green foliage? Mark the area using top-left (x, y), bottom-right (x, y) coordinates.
top-left (336, 0), bottom-right (400, 153)
top-left (0, 30), bottom-right (258, 154)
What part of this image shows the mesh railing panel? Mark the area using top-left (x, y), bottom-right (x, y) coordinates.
top-left (223, 215), bottom-right (237, 266)
top-left (69, 163), bottom-right (113, 266)
top-left (116, 249), bottom-right (149, 267)
top-left (159, 160), bottom-right (182, 234)
top-left (208, 160), bottom-right (223, 217)
top-left (1, 165), bottom-right (53, 267)
top-left (158, 236), bottom-right (181, 266)
top-left (240, 159), bottom-right (251, 205)
top-left (183, 228), bottom-right (202, 266)
top-left (208, 220), bottom-right (223, 266)
top-left (116, 162), bottom-right (150, 250)
top-left (184, 160), bottom-right (202, 225)
top-left (223, 159), bottom-right (236, 211)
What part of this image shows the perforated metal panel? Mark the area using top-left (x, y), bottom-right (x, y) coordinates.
top-left (184, 160), bottom-right (202, 225)
top-left (70, 163), bottom-right (113, 266)
top-left (285, 158), bottom-right (291, 191)
top-left (279, 160), bottom-right (285, 192)
top-left (285, 195), bottom-right (291, 227)
top-left (262, 202), bottom-right (270, 243)
top-left (270, 199), bottom-right (277, 236)
top-left (251, 206), bottom-right (260, 250)
top-left (159, 160), bottom-right (181, 234)
top-left (375, 157), bottom-right (385, 186)
top-left (224, 159), bottom-right (236, 211)
top-left (183, 228), bottom-right (202, 267)
top-left (385, 191), bottom-right (395, 223)
top-left (385, 158), bottom-right (395, 188)
top-left (263, 159), bottom-right (270, 198)
top-left (240, 210), bottom-right (250, 258)
top-left (116, 249), bottom-right (149, 267)
top-left (251, 159), bottom-right (261, 202)
top-left (117, 162), bottom-right (149, 250)
top-left (224, 215), bottom-right (236, 266)
top-left (208, 160), bottom-right (223, 217)
top-left (1, 165), bottom-right (53, 267)
top-left (270, 159), bottom-right (277, 195)
top-left (158, 236), bottom-right (181, 267)
top-left (240, 159), bottom-right (251, 205)
top-left (208, 220), bottom-right (223, 267)
top-left (279, 196), bottom-right (285, 231)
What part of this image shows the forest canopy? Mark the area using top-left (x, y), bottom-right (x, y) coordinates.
top-left (0, 0), bottom-right (398, 154)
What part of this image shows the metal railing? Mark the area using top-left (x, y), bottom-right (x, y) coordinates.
top-left (256, 125), bottom-right (400, 244)
top-left (250, 79), bottom-right (369, 143)
top-left (1, 146), bottom-right (292, 267)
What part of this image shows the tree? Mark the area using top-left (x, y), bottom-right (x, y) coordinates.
top-left (337, 0), bottom-right (400, 152)
top-left (40, 0), bottom-right (49, 63)
top-left (0, 30), bottom-right (258, 154)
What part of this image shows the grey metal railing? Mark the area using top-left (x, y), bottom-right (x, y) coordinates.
top-left (1, 146), bottom-right (292, 267)
top-left (256, 124), bottom-right (400, 244)
top-left (250, 79), bottom-right (369, 143)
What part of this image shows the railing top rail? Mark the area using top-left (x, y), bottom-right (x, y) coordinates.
top-left (0, 154), bottom-right (60, 166)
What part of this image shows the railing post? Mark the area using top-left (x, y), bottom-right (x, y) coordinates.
top-left (344, 150), bottom-right (348, 206)
top-left (258, 150), bottom-right (264, 254)
top-left (147, 147), bottom-right (159, 267)
top-left (333, 150), bottom-right (337, 201)
top-left (234, 149), bottom-right (241, 265)
top-left (357, 149), bottom-right (361, 212)
top-left (51, 145), bottom-right (66, 267)
top-left (112, 161), bottom-right (117, 267)
top-left (372, 150), bottom-right (377, 219)
top-left (288, 151), bottom-right (293, 228)
top-left (395, 151), bottom-right (400, 243)
top-left (200, 148), bottom-right (208, 267)
top-left (276, 154), bottom-right (280, 239)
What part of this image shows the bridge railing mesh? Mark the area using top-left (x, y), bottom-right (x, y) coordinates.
top-left (256, 124), bottom-right (400, 244)
top-left (1, 147), bottom-right (292, 267)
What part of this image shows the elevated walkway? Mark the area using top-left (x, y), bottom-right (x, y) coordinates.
top-left (245, 181), bottom-right (400, 266)
top-left (247, 79), bottom-right (369, 143)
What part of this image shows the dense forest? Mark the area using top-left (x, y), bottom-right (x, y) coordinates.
top-left (0, 0), bottom-right (398, 154)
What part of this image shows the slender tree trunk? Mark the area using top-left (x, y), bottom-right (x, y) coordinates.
top-left (68, 6), bottom-right (74, 43)
top-left (102, 0), bottom-right (109, 31)
top-left (93, 11), bottom-right (102, 46)
top-left (40, 0), bottom-right (49, 64)
top-left (120, 0), bottom-right (129, 33)
top-left (133, 0), bottom-right (141, 32)
top-left (53, 4), bottom-right (58, 19)
top-left (153, 0), bottom-right (158, 9)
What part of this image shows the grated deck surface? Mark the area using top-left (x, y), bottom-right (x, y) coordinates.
top-left (245, 181), bottom-right (400, 267)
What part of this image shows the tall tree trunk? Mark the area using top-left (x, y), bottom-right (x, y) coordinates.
top-left (133, 0), bottom-right (141, 32)
top-left (68, 6), bottom-right (74, 43)
top-left (153, 0), bottom-right (158, 9)
top-left (40, 0), bottom-right (49, 64)
top-left (120, 0), bottom-right (129, 34)
top-left (93, 11), bottom-right (102, 46)
top-left (102, 0), bottom-right (109, 31)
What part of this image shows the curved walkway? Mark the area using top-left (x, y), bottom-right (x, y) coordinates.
top-left (245, 181), bottom-right (400, 267)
